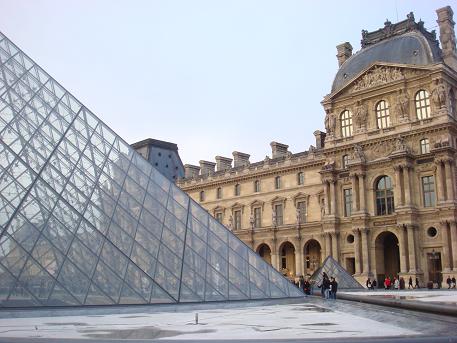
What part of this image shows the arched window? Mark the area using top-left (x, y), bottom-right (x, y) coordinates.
top-left (340, 110), bottom-right (353, 137)
top-left (254, 180), bottom-right (260, 193)
top-left (199, 191), bottom-right (205, 202)
top-left (415, 90), bottom-right (431, 119)
top-left (234, 184), bottom-right (240, 196)
top-left (376, 100), bottom-right (391, 129)
top-left (342, 154), bottom-right (349, 169)
top-left (297, 172), bottom-right (304, 185)
top-left (275, 176), bottom-right (281, 189)
top-left (420, 138), bottom-right (430, 154)
top-left (216, 187), bottom-right (222, 199)
top-left (376, 176), bottom-right (394, 215)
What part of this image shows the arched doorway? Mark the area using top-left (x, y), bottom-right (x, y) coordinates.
top-left (303, 239), bottom-right (321, 276)
top-left (256, 244), bottom-right (272, 265)
top-left (375, 231), bottom-right (400, 284)
top-left (279, 242), bottom-right (295, 277)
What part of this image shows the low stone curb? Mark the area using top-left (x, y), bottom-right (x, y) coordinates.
top-left (337, 292), bottom-right (457, 316)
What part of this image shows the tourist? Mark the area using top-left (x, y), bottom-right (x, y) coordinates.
top-left (366, 278), bottom-right (372, 290)
top-left (415, 277), bottom-right (420, 289)
top-left (394, 277), bottom-right (399, 290)
top-left (399, 277), bottom-right (405, 290)
top-left (408, 276), bottom-right (413, 289)
top-left (330, 277), bottom-right (338, 300)
top-left (452, 276), bottom-right (456, 289)
top-left (447, 276), bottom-right (452, 289)
top-left (304, 279), bottom-right (311, 295)
top-left (384, 276), bottom-right (391, 290)
top-left (372, 279), bottom-right (377, 289)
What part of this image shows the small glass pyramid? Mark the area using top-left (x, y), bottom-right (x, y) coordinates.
top-left (309, 256), bottom-right (363, 289)
top-left (0, 32), bottom-right (303, 307)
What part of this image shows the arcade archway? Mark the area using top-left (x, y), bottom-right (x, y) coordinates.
top-left (303, 239), bottom-right (321, 276)
top-left (256, 244), bottom-right (272, 265)
top-left (279, 241), bottom-right (295, 277)
top-left (375, 231), bottom-right (400, 283)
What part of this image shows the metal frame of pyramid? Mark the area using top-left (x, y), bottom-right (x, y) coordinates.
top-left (309, 256), bottom-right (363, 289)
top-left (0, 32), bottom-right (303, 307)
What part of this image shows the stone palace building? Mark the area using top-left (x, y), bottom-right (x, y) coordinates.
top-left (178, 6), bottom-right (457, 286)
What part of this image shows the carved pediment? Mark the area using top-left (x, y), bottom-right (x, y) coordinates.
top-left (270, 196), bottom-right (287, 205)
top-left (329, 64), bottom-right (432, 99)
top-left (293, 192), bottom-right (310, 206)
top-left (212, 205), bottom-right (225, 214)
top-left (249, 199), bottom-right (265, 209)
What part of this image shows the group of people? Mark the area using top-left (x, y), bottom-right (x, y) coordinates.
top-left (317, 272), bottom-right (338, 299)
top-left (366, 276), bottom-right (421, 290)
top-left (446, 276), bottom-right (457, 289)
top-left (297, 275), bottom-right (311, 295)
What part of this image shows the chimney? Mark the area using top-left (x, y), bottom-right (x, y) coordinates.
top-left (199, 160), bottom-right (216, 176)
top-left (215, 156), bottom-right (232, 171)
top-left (232, 151), bottom-right (250, 167)
top-left (437, 6), bottom-right (457, 69)
top-left (313, 130), bottom-right (326, 149)
top-left (184, 164), bottom-right (200, 178)
top-left (270, 141), bottom-right (289, 159)
top-left (336, 42), bottom-right (353, 67)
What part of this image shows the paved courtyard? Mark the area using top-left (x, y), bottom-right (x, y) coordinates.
top-left (340, 289), bottom-right (457, 305)
top-left (0, 297), bottom-right (456, 342)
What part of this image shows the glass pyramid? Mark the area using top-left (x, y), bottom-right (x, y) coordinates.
top-left (0, 32), bottom-right (303, 307)
top-left (309, 256), bottom-right (363, 289)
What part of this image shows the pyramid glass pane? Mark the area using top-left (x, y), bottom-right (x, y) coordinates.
top-left (0, 31), bottom-right (303, 307)
top-left (310, 256), bottom-right (364, 289)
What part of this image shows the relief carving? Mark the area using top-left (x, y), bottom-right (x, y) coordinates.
top-left (431, 79), bottom-right (447, 109)
top-left (352, 66), bottom-right (403, 92)
top-left (395, 89), bottom-right (410, 121)
top-left (353, 101), bottom-right (368, 132)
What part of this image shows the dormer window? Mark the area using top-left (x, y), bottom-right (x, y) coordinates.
top-left (376, 100), bottom-right (391, 129)
top-left (342, 155), bottom-right (349, 169)
top-left (199, 191), bottom-right (205, 202)
top-left (234, 184), bottom-right (240, 196)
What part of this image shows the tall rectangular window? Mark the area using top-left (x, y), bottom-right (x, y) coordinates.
top-left (216, 187), bottom-right (222, 199)
top-left (234, 210), bottom-right (241, 230)
top-left (422, 176), bottom-right (435, 207)
top-left (344, 188), bottom-right (352, 217)
top-left (274, 204), bottom-right (283, 226)
top-left (297, 201), bottom-right (306, 223)
top-left (275, 176), bottom-right (281, 189)
top-left (253, 207), bottom-right (261, 228)
top-left (297, 172), bottom-right (304, 185)
top-left (215, 212), bottom-right (223, 223)
top-left (254, 180), bottom-right (260, 193)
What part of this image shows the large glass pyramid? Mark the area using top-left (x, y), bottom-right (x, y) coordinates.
top-left (0, 32), bottom-right (303, 307)
top-left (310, 256), bottom-right (363, 289)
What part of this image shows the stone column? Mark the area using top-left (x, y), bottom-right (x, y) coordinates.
top-left (324, 233), bottom-right (332, 258)
top-left (441, 221), bottom-right (451, 272)
top-left (397, 224), bottom-right (408, 273)
top-left (358, 173), bottom-right (366, 213)
top-left (407, 225), bottom-right (418, 273)
top-left (331, 232), bottom-right (339, 263)
top-left (403, 164), bottom-right (412, 207)
top-left (436, 160), bottom-right (445, 203)
top-left (295, 241), bottom-right (303, 276)
top-left (271, 239), bottom-right (279, 271)
top-left (444, 159), bottom-right (455, 201)
top-left (330, 180), bottom-right (337, 215)
top-left (450, 221), bottom-right (457, 271)
top-left (353, 228), bottom-right (361, 275)
top-left (323, 180), bottom-right (330, 215)
top-left (361, 228), bottom-right (370, 274)
top-left (393, 165), bottom-right (403, 207)
top-left (351, 173), bottom-right (359, 212)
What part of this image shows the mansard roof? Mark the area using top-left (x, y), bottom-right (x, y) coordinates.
top-left (332, 14), bottom-right (442, 92)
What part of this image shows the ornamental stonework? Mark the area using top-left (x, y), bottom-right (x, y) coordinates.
top-left (352, 66), bottom-right (404, 92)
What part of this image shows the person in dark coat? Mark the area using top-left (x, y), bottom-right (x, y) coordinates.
top-left (447, 276), bottom-right (452, 289)
top-left (452, 276), bottom-right (456, 289)
top-left (304, 279), bottom-right (311, 295)
top-left (408, 276), bottom-right (413, 289)
top-left (415, 277), bottom-right (420, 289)
top-left (330, 277), bottom-right (338, 300)
top-left (372, 279), bottom-right (377, 289)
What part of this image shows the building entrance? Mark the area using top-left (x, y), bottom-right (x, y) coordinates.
top-left (280, 242), bottom-right (295, 277)
top-left (375, 231), bottom-right (400, 283)
top-left (303, 239), bottom-right (321, 276)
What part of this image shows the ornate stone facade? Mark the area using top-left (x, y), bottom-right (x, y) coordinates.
top-left (178, 7), bottom-right (457, 287)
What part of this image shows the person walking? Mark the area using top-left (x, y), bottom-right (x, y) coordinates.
top-left (330, 277), bottom-right (338, 300)
top-left (323, 275), bottom-right (331, 299)
top-left (452, 276), bottom-right (456, 289)
top-left (408, 276), bottom-right (413, 289)
top-left (366, 278), bottom-right (372, 290)
top-left (415, 277), bottom-right (420, 289)
top-left (394, 277), bottom-right (399, 290)
top-left (447, 276), bottom-right (452, 289)
top-left (372, 279), bottom-right (377, 289)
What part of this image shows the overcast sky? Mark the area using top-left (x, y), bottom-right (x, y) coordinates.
top-left (0, 1), bottom-right (452, 166)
